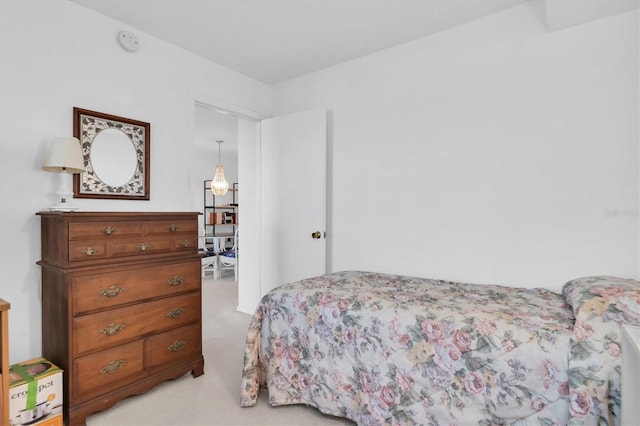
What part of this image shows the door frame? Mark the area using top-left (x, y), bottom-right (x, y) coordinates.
top-left (191, 95), bottom-right (266, 314)
top-left (191, 96), bottom-right (331, 315)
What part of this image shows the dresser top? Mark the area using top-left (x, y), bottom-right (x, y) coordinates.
top-left (37, 211), bottom-right (201, 217)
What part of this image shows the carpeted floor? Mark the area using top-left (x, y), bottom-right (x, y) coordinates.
top-left (86, 274), bottom-right (353, 426)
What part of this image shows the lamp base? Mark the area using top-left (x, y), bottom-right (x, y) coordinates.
top-left (48, 206), bottom-right (79, 212)
top-left (47, 172), bottom-right (79, 211)
top-left (48, 196), bottom-right (78, 212)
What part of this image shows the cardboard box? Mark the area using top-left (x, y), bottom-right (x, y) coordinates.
top-left (9, 357), bottom-right (63, 426)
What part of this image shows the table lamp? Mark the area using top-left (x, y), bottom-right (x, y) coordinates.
top-left (42, 137), bottom-right (85, 211)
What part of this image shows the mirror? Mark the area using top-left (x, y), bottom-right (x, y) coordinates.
top-left (91, 128), bottom-right (137, 187)
top-left (73, 107), bottom-right (150, 200)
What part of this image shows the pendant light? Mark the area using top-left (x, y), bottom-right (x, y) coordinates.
top-left (210, 140), bottom-right (229, 195)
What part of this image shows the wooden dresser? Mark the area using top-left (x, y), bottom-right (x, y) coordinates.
top-left (37, 212), bottom-right (204, 426)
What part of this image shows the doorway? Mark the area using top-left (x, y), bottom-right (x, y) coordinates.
top-left (195, 103), bottom-right (239, 265)
top-left (194, 101), bottom-right (261, 314)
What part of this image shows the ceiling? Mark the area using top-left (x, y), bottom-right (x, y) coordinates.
top-left (71, 0), bottom-right (527, 85)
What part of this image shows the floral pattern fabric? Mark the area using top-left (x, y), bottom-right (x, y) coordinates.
top-left (241, 271), bottom-right (581, 425)
top-left (562, 276), bottom-right (640, 425)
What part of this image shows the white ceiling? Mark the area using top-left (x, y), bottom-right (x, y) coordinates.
top-left (71, 0), bottom-right (527, 84)
top-left (69, 0), bottom-right (639, 85)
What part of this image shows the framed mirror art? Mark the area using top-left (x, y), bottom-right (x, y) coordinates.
top-left (73, 107), bottom-right (150, 200)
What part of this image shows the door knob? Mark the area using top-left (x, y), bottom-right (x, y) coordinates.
top-left (311, 231), bottom-right (322, 239)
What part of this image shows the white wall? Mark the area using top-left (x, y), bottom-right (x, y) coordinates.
top-left (0, 0), bottom-right (272, 363)
top-left (237, 120), bottom-right (262, 313)
top-left (273, 3), bottom-right (639, 291)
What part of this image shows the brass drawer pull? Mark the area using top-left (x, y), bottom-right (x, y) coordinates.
top-left (167, 276), bottom-right (184, 286)
top-left (100, 323), bottom-right (126, 336)
top-left (100, 359), bottom-right (126, 375)
top-left (80, 247), bottom-right (96, 256)
top-left (181, 240), bottom-right (192, 248)
top-left (168, 224), bottom-right (178, 232)
top-left (137, 243), bottom-right (151, 251)
top-left (167, 340), bottom-right (187, 352)
top-left (166, 308), bottom-right (186, 319)
top-left (102, 226), bottom-right (118, 235)
top-left (99, 285), bottom-right (125, 298)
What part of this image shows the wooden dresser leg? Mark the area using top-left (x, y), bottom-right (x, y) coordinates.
top-left (191, 356), bottom-right (205, 378)
top-left (68, 409), bottom-right (88, 426)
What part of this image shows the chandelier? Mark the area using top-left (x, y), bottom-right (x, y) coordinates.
top-left (210, 140), bottom-right (229, 195)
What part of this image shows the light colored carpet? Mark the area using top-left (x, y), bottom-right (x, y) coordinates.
top-left (86, 274), bottom-right (354, 426)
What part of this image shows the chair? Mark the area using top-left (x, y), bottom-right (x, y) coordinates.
top-left (200, 250), bottom-right (217, 278)
top-left (218, 227), bottom-right (238, 281)
top-left (199, 226), bottom-right (220, 278)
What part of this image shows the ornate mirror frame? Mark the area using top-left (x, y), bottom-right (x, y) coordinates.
top-left (73, 107), bottom-right (150, 200)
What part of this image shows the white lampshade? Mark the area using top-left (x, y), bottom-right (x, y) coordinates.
top-left (42, 137), bottom-right (85, 211)
top-left (42, 137), bottom-right (84, 173)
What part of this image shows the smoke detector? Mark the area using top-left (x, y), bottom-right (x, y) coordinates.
top-left (117, 31), bottom-right (139, 52)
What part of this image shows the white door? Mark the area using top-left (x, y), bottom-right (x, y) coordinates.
top-left (260, 109), bottom-right (327, 295)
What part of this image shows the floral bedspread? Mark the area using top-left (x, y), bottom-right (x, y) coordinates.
top-left (562, 276), bottom-right (640, 425)
top-left (241, 271), bottom-right (583, 425)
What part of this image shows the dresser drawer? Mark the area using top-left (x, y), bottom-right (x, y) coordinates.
top-left (73, 340), bottom-right (146, 400)
top-left (146, 220), bottom-right (197, 236)
top-left (69, 240), bottom-right (108, 262)
top-left (173, 236), bottom-right (198, 252)
top-left (73, 293), bottom-right (201, 356)
top-left (148, 323), bottom-right (202, 368)
top-left (69, 221), bottom-right (143, 239)
top-left (72, 261), bottom-right (201, 314)
top-left (69, 237), bottom-right (178, 262)
top-left (108, 236), bottom-right (174, 258)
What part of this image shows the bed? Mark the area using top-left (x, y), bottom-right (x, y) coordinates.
top-left (240, 271), bottom-right (639, 425)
